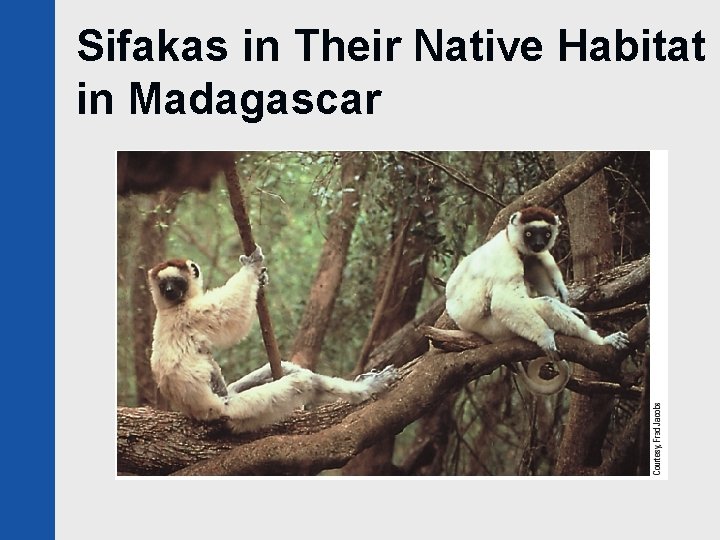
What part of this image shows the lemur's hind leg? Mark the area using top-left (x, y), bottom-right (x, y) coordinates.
top-left (224, 365), bottom-right (398, 433)
top-left (227, 361), bottom-right (303, 394)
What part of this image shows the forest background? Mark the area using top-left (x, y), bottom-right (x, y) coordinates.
top-left (117, 150), bottom-right (650, 476)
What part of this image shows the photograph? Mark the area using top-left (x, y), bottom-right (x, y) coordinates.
top-left (116, 150), bottom-right (651, 476)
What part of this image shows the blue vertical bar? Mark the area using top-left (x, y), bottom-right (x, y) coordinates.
top-left (1, 1), bottom-right (55, 538)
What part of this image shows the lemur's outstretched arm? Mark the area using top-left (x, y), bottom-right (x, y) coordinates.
top-left (189, 247), bottom-right (267, 349)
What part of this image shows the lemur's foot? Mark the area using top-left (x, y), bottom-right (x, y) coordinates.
top-left (604, 332), bottom-right (629, 350)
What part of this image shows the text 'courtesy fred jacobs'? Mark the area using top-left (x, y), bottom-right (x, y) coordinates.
top-left (652, 403), bottom-right (663, 476)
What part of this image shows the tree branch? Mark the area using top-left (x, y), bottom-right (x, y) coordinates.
top-left (364, 296), bottom-right (445, 371)
top-left (400, 151), bottom-right (504, 207)
top-left (367, 255), bottom-right (648, 370)
top-left (487, 151), bottom-right (619, 238)
top-left (565, 378), bottom-right (643, 400)
top-left (569, 255), bottom-right (650, 310)
top-left (420, 316), bottom-right (648, 374)
top-left (117, 317), bottom-right (648, 475)
top-left (224, 166), bottom-right (283, 380)
top-left (355, 218), bottom-right (410, 373)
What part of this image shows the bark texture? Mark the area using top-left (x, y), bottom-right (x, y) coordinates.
top-left (130, 192), bottom-right (179, 407)
top-left (554, 151), bottom-right (617, 475)
top-left (117, 267), bottom-right (648, 476)
top-left (116, 316), bottom-right (648, 476)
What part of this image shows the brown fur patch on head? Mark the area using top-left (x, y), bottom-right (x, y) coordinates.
top-left (518, 206), bottom-right (558, 225)
top-left (148, 259), bottom-right (188, 279)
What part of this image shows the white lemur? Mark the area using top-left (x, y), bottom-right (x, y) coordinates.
top-left (147, 246), bottom-right (396, 433)
top-left (445, 206), bottom-right (629, 395)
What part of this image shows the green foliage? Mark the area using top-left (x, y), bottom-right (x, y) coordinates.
top-left (116, 151), bottom-right (569, 399)
top-left (116, 151), bottom-right (650, 475)
top-left (167, 152), bottom-right (342, 382)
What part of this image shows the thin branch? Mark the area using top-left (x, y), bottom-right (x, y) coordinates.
top-left (224, 166), bottom-right (283, 381)
top-left (604, 166), bottom-right (650, 214)
top-left (419, 326), bottom-right (489, 352)
top-left (587, 302), bottom-right (648, 321)
top-left (565, 378), bottom-right (643, 399)
top-left (173, 221), bottom-right (217, 263)
top-left (401, 151), bottom-right (504, 207)
top-left (355, 219), bottom-right (410, 374)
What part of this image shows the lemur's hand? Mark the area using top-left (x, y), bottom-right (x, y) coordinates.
top-left (240, 245), bottom-right (264, 267)
top-left (555, 282), bottom-right (570, 304)
top-left (240, 245), bottom-right (268, 286)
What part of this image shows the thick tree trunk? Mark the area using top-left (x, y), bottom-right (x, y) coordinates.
top-left (400, 394), bottom-right (455, 475)
top-left (554, 152), bottom-right (616, 474)
top-left (130, 191), bottom-right (179, 407)
top-left (290, 153), bottom-right (364, 370)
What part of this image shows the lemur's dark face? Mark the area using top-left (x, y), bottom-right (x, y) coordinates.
top-left (148, 259), bottom-right (203, 308)
top-left (524, 225), bottom-right (553, 253)
top-left (159, 275), bottom-right (188, 303)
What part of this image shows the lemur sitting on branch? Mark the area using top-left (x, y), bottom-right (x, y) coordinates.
top-left (147, 246), bottom-right (396, 433)
top-left (445, 206), bottom-right (629, 394)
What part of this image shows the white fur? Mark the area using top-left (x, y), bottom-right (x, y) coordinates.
top-left (446, 211), bottom-right (628, 395)
top-left (148, 251), bottom-right (397, 432)
top-left (223, 363), bottom-right (397, 433)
